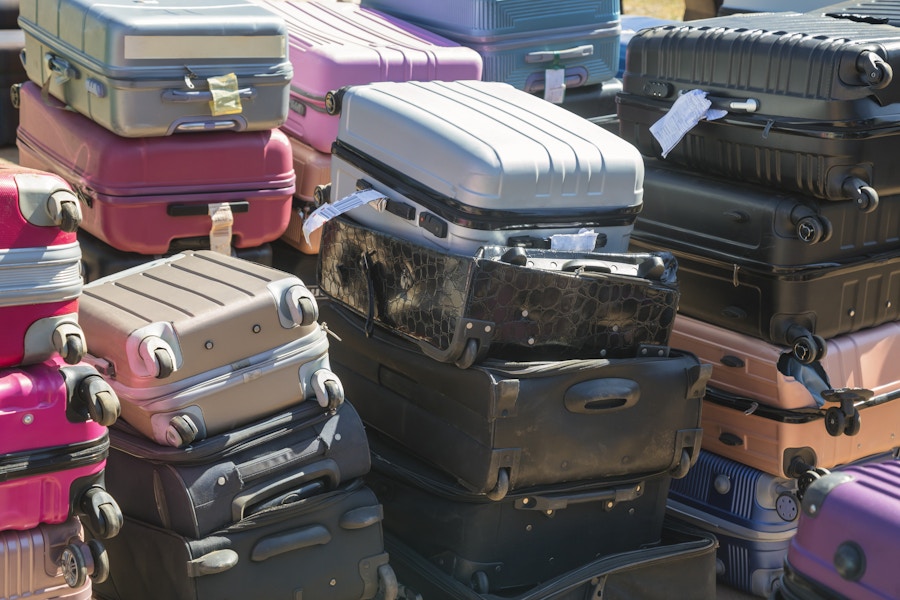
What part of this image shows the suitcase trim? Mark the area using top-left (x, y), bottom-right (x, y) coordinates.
top-left (0, 433), bottom-right (109, 482)
top-left (0, 242), bottom-right (82, 306)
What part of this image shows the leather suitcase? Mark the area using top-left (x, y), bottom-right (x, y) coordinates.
top-left (279, 135), bottom-right (331, 254)
top-left (320, 302), bottom-right (709, 497)
top-left (78, 251), bottom-right (344, 448)
top-left (15, 80), bottom-right (295, 255)
top-left (0, 28), bottom-right (25, 147)
top-left (318, 215), bottom-right (679, 367)
top-left (17, 0), bottom-right (291, 137)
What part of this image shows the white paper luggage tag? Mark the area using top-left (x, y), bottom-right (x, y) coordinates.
top-left (302, 188), bottom-right (386, 244)
top-left (208, 202), bottom-right (234, 255)
top-left (544, 67), bottom-right (566, 104)
top-left (649, 89), bottom-right (727, 158)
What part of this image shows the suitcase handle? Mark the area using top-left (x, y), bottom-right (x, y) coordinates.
top-left (705, 95), bottom-right (759, 114)
top-left (231, 458), bottom-right (341, 521)
top-left (187, 549), bottom-right (238, 577)
top-left (514, 481), bottom-right (644, 512)
top-left (251, 525), bottom-right (331, 562)
top-left (525, 45), bottom-right (594, 64)
top-left (161, 87), bottom-right (257, 103)
top-left (167, 201), bottom-right (249, 217)
top-left (564, 378), bottom-right (639, 414)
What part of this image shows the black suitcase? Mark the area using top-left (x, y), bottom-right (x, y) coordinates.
top-left (91, 479), bottom-right (397, 600)
top-left (320, 302), bottom-right (710, 498)
top-left (104, 399), bottom-right (371, 539)
top-left (0, 29), bottom-right (25, 147)
top-left (539, 77), bottom-right (622, 120)
top-left (366, 431), bottom-right (672, 594)
top-left (617, 9), bottom-right (900, 210)
top-left (318, 215), bottom-right (680, 368)
top-left (637, 158), bottom-right (900, 268)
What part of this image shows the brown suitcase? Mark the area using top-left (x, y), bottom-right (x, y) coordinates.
top-left (279, 134), bottom-right (330, 254)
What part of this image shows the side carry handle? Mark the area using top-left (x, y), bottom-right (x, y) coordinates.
top-left (162, 87), bottom-right (257, 103)
top-left (525, 45), bottom-right (594, 64)
top-left (167, 202), bottom-right (249, 217)
top-left (515, 481), bottom-right (645, 512)
top-left (564, 378), bottom-right (639, 414)
top-left (231, 459), bottom-right (341, 521)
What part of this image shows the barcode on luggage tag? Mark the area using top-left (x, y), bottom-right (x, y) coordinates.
top-left (302, 188), bottom-right (386, 243)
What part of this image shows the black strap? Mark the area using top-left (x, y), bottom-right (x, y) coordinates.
top-left (360, 250), bottom-right (376, 337)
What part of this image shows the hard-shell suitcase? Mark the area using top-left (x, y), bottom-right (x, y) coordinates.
top-left (779, 459), bottom-right (900, 600)
top-left (17, 0), bottom-right (292, 137)
top-left (324, 79), bottom-right (644, 255)
top-left (359, 0), bottom-right (621, 93)
top-left (0, 516), bottom-right (105, 599)
top-left (0, 165), bottom-right (85, 367)
top-left (617, 10), bottom-right (900, 209)
top-left (15, 80), bottom-right (295, 255)
top-left (367, 431), bottom-right (672, 593)
top-left (617, 16), bottom-right (678, 78)
top-left (549, 76), bottom-right (622, 119)
top-left (91, 479), bottom-right (398, 600)
top-left (637, 158), bottom-right (900, 268)
top-left (0, 29), bottom-right (25, 147)
top-left (629, 237), bottom-right (900, 364)
top-left (78, 250), bottom-right (344, 448)
top-left (0, 359), bottom-right (122, 537)
top-left (320, 302), bottom-right (709, 497)
top-left (318, 215), bottom-right (679, 366)
top-left (255, 0), bottom-right (482, 154)
top-left (279, 135), bottom-right (331, 254)
top-left (105, 399), bottom-right (371, 539)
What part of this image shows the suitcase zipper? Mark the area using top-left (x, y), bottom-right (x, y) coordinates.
top-left (0, 433), bottom-right (109, 481)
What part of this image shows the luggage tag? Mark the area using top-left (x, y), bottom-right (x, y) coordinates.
top-left (649, 89), bottom-right (727, 158)
top-left (301, 188), bottom-right (386, 244)
top-left (207, 72), bottom-right (242, 116)
top-left (208, 202), bottom-right (234, 255)
top-left (549, 228), bottom-right (598, 252)
top-left (544, 54), bottom-right (566, 104)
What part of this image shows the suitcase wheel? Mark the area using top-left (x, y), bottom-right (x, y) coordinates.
top-left (60, 543), bottom-right (89, 589)
top-left (53, 324), bottom-right (86, 365)
top-left (87, 539), bottom-right (110, 584)
top-left (470, 570), bottom-right (490, 594)
top-left (454, 339), bottom-right (481, 370)
top-left (313, 183), bottom-right (330, 205)
top-left (154, 348), bottom-right (176, 379)
top-left (80, 487), bottom-right (124, 540)
top-left (377, 563), bottom-right (400, 600)
top-left (842, 177), bottom-right (879, 213)
top-left (670, 449), bottom-right (692, 479)
top-left (10, 82), bottom-right (20, 109)
top-left (324, 87), bottom-right (349, 115)
top-left (857, 50), bottom-right (893, 89)
top-left (77, 375), bottom-right (121, 427)
top-left (166, 414), bottom-right (199, 447)
top-left (47, 190), bottom-right (83, 233)
top-left (794, 215), bottom-right (830, 245)
top-left (795, 467), bottom-right (830, 502)
top-left (312, 370), bottom-right (344, 412)
top-left (790, 333), bottom-right (825, 365)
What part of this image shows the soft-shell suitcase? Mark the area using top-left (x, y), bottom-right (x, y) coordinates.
top-left (0, 29), bottom-right (25, 147)
top-left (0, 165), bottom-right (85, 367)
top-left (326, 79), bottom-right (644, 255)
top-left (359, 0), bottom-right (621, 92)
top-left (0, 516), bottom-right (104, 599)
top-left (105, 399), bottom-right (370, 539)
top-left (15, 81), bottom-right (295, 255)
top-left (367, 431), bottom-right (672, 593)
top-left (320, 302), bottom-right (709, 497)
top-left (255, 0), bottom-right (482, 154)
top-left (17, 0), bottom-right (292, 137)
top-left (778, 459), bottom-right (900, 600)
top-left (318, 215), bottom-right (679, 367)
top-left (91, 479), bottom-right (397, 600)
top-left (78, 251), bottom-right (344, 448)
top-left (616, 11), bottom-right (900, 209)
top-left (279, 135), bottom-right (331, 254)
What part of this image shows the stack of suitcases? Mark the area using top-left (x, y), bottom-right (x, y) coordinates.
top-left (614, 1), bottom-right (900, 596)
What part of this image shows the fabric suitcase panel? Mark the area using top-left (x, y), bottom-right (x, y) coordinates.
top-left (105, 399), bottom-right (370, 539)
top-left (0, 29), bottom-right (26, 147)
top-left (320, 302), bottom-right (709, 495)
top-left (280, 135), bottom-right (331, 254)
top-left (332, 79), bottom-right (643, 255)
top-left (18, 0), bottom-right (292, 137)
top-left (318, 216), bottom-right (679, 365)
top-left (91, 480), bottom-right (393, 600)
top-left (15, 81), bottom-right (295, 255)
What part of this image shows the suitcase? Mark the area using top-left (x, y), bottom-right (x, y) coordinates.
top-left (0, 359), bottom-right (122, 536)
top-left (15, 80), bottom-right (295, 255)
top-left (637, 158), bottom-right (900, 268)
top-left (318, 215), bottom-right (679, 366)
top-left (617, 11), bottom-right (900, 209)
top-left (17, 0), bottom-right (292, 138)
top-left (701, 386), bottom-right (900, 478)
top-left (104, 399), bottom-right (371, 539)
top-left (0, 516), bottom-right (104, 599)
top-left (0, 28), bottom-right (25, 147)
top-left (778, 459), bottom-right (900, 600)
top-left (718, 0), bottom-right (846, 15)
top-left (320, 301), bottom-right (710, 497)
top-left (629, 237), bottom-right (900, 364)
top-left (78, 250), bottom-right (344, 448)
top-left (255, 0), bottom-right (482, 154)
top-left (358, 0), bottom-right (621, 93)
top-left (279, 135), bottom-right (331, 254)
top-left (0, 165), bottom-right (85, 367)
top-left (0, 0), bottom-right (18, 29)
top-left (617, 16), bottom-right (678, 78)
top-left (91, 479), bottom-right (398, 600)
top-left (323, 79), bottom-right (644, 256)
top-left (542, 76), bottom-right (622, 119)
top-left (367, 431), bottom-right (672, 593)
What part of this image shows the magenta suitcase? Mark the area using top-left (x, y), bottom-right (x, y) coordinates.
top-left (14, 80), bottom-right (295, 255)
top-left (254, 0), bottom-right (482, 154)
top-left (779, 459), bottom-right (900, 600)
top-left (0, 165), bottom-right (86, 368)
top-left (0, 359), bottom-right (123, 539)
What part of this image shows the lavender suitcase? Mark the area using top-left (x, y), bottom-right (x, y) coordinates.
top-left (255, 0), bottom-right (482, 154)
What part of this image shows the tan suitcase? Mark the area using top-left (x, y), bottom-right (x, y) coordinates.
top-left (279, 134), bottom-right (331, 254)
top-left (79, 251), bottom-right (344, 448)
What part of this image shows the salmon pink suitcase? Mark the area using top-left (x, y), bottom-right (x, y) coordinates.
top-left (15, 80), bottom-right (295, 255)
top-left (279, 134), bottom-right (331, 254)
top-left (0, 359), bottom-right (122, 539)
top-left (0, 165), bottom-right (86, 368)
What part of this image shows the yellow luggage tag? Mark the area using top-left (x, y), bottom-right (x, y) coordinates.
top-left (207, 73), bottom-right (242, 116)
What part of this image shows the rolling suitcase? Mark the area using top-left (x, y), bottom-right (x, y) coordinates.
top-left (318, 215), bottom-right (679, 366)
top-left (279, 135), bottom-right (332, 254)
top-left (617, 10), bottom-right (900, 209)
top-left (15, 80), bottom-right (295, 255)
top-left (91, 479), bottom-right (398, 600)
top-left (320, 302), bottom-right (709, 497)
top-left (255, 0), bottom-right (482, 154)
top-left (104, 399), bottom-right (371, 539)
top-left (17, 0), bottom-right (292, 137)
top-left (0, 165), bottom-right (85, 367)
top-left (321, 79), bottom-right (644, 256)
top-left (0, 359), bottom-right (122, 537)
top-left (358, 0), bottom-right (621, 94)
top-left (0, 28), bottom-right (25, 147)
top-left (78, 251), bottom-right (344, 448)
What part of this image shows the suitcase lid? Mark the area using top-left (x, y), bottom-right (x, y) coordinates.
top-left (336, 80), bottom-right (644, 212)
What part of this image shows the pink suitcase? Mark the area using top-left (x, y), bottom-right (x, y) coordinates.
top-left (255, 0), bottom-right (483, 153)
top-left (14, 80), bottom-right (295, 255)
top-left (0, 359), bottom-right (122, 538)
top-left (0, 165), bottom-right (86, 368)
top-left (279, 134), bottom-right (331, 254)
